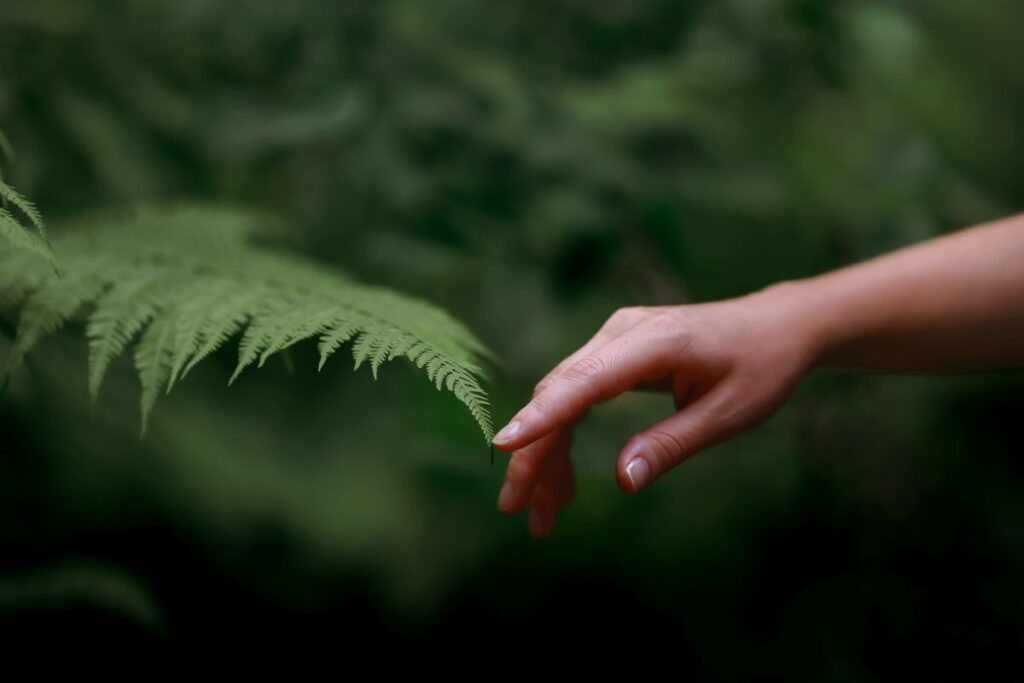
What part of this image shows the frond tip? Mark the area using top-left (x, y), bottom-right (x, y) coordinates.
top-left (0, 204), bottom-right (495, 442)
top-left (0, 131), bottom-right (56, 267)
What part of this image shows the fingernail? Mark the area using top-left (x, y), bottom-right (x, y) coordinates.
top-left (492, 419), bottom-right (522, 446)
top-left (626, 456), bottom-right (651, 493)
top-left (497, 481), bottom-right (516, 512)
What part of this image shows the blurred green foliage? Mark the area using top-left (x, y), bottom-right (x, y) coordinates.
top-left (1, 0), bottom-right (1023, 674)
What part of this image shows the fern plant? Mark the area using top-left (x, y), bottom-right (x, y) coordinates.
top-left (0, 130), bottom-right (54, 267)
top-left (0, 205), bottom-right (494, 441)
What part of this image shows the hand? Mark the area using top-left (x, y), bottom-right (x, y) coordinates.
top-left (492, 287), bottom-right (818, 538)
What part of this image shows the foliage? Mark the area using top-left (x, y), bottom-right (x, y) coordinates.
top-left (0, 562), bottom-right (163, 632)
top-left (1, 0), bottom-right (1023, 668)
top-left (0, 205), bottom-right (493, 439)
top-left (0, 131), bottom-right (53, 267)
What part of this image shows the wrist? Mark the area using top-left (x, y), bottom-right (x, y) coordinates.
top-left (747, 278), bottom-right (838, 370)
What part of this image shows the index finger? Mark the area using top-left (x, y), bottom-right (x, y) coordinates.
top-left (492, 325), bottom-right (678, 451)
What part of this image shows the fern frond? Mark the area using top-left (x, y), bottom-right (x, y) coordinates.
top-left (0, 130), bottom-right (13, 162)
top-left (134, 310), bottom-right (179, 436)
top-left (317, 319), bottom-right (361, 370)
top-left (0, 178), bottom-right (46, 240)
top-left (0, 248), bottom-right (52, 311)
top-left (177, 284), bottom-right (268, 381)
top-left (0, 209), bottom-right (56, 267)
top-left (166, 278), bottom-right (260, 389)
top-left (0, 204), bottom-right (495, 441)
top-left (0, 131), bottom-right (56, 266)
top-left (87, 265), bottom-right (184, 398)
top-left (6, 254), bottom-right (121, 373)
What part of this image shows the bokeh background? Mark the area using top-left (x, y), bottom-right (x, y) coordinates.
top-left (1, 0), bottom-right (1023, 673)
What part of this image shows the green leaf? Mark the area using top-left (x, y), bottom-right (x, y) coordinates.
top-left (1, 204), bottom-right (494, 441)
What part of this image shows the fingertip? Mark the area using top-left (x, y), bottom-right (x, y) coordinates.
top-left (500, 461), bottom-right (539, 515)
top-left (528, 506), bottom-right (557, 539)
top-left (497, 480), bottom-right (517, 514)
top-left (615, 467), bottom-right (633, 495)
top-left (624, 456), bottom-right (652, 494)
top-left (528, 508), bottom-right (543, 537)
top-left (616, 447), bottom-right (653, 495)
top-left (492, 419), bottom-right (523, 448)
top-left (493, 406), bottom-right (560, 452)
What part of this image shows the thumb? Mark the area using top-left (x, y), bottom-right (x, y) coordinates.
top-left (616, 388), bottom-right (737, 494)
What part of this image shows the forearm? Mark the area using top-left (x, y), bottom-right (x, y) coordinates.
top-left (765, 214), bottom-right (1024, 372)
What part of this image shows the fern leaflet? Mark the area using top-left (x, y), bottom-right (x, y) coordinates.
top-left (0, 131), bottom-right (55, 267)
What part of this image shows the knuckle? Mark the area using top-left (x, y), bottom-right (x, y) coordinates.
top-left (527, 390), bottom-right (558, 418)
top-left (608, 307), bottom-right (630, 323)
top-left (609, 306), bottom-right (646, 327)
top-left (564, 355), bottom-right (606, 383)
top-left (715, 399), bottom-right (756, 435)
top-left (643, 429), bottom-right (692, 471)
top-left (641, 311), bottom-right (680, 333)
top-left (640, 312), bottom-right (693, 354)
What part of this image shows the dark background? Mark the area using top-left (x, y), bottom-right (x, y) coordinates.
top-left (1, 0), bottom-right (1022, 675)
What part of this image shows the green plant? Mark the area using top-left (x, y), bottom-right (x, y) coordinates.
top-left (0, 131), bottom-right (53, 266)
top-left (0, 204), bottom-right (494, 440)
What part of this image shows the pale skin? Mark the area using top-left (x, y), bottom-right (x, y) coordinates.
top-left (492, 213), bottom-right (1024, 538)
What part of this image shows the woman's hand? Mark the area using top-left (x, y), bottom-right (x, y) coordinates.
top-left (492, 214), bottom-right (1024, 538)
top-left (492, 287), bottom-right (819, 538)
